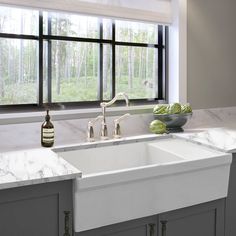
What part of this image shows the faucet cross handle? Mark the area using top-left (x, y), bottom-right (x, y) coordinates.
top-left (113, 113), bottom-right (131, 139)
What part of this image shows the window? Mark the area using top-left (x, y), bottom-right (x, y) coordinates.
top-left (0, 6), bottom-right (168, 109)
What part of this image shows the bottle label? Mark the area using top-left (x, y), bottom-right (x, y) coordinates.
top-left (43, 128), bottom-right (54, 133)
top-left (43, 133), bottom-right (54, 138)
top-left (42, 138), bottom-right (54, 143)
top-left (42, 128), bottom-right (54, 143)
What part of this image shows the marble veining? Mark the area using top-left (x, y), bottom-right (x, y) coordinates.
top-left (2, 106), bottom-right (236, 190)
top-left (0, 134), bottom-right (170, 190)
top-left (0, 148), bottom-right (81, 190)
top-left (183, 106), bottom-right (236, 129)
top-left (0, 113), bottom-right (154, 152)
top-left (174, 106), bottom-right (236, 153)
top-left (174, 126), bottom-right (236, 153)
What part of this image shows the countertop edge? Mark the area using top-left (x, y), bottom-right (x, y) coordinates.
top-left (0, 172), bottom-right (81, 191)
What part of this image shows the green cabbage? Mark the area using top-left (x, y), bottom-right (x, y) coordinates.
top-left (153, 105), bottom-right (169, 115)
top-left (181, 104), bottom-right (192, 113)
top-left (153, 103), bottom-right (192, 115)
top-left (149, 120), bottom-right (167, 134)
top-left (168, 103), bottom-right (181, 114)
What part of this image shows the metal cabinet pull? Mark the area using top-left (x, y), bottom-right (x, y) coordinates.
top-left (64, 211), bottom-right (71, 236)
top-left (161, 220), bottom-right (168, 236)
top-left (149, 223), bottom-right (156, 236)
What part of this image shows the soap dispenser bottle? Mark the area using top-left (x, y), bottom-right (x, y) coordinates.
top-left (41, 110), bottom-right (54, 147)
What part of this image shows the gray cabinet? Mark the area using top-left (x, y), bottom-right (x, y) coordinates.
top-left (77, 215), bottom-right (158, 236)
top-left (78, 200), bottom-right (225, 236)
top-left (158, 200), bottom-right (225, 236)
top-left (225, 153), bottom-right (236, 236)
top-left (0, 180), bottom-right (73, 236)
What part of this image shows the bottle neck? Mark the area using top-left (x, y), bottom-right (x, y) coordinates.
top-left (45, 110), bottom-right (50, 122)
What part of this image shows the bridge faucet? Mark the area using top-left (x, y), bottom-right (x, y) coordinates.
top-left (100, 92), bottom-right (129, 140)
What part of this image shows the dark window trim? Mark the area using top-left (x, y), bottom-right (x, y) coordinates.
top-left (0, 99), bottom-right (162, 114)
top-left (38, 12), bottom-right (44, 106)
top-left (0, 9), bottom-right (168, 111)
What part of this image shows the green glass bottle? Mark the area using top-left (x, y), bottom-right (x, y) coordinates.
top-left (41, 110), bottom-right (54, 147)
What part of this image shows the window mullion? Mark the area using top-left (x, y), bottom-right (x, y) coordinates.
top-left (38, 12), bottom-right (43, 106)
top-left (47, 13), bottom-right (52, 103)
top-left (98, 19), bottom-right (103, 101)
top-left (111, 21), bottom-right (116, 98)
top-left (157, 25), bottom-right (164, 100)
top-left (0, 5), bottom-right (167, 110)
top-left (164, 25), bottom-right (169, 102)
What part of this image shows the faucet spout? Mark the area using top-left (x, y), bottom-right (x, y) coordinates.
top-left (100, 92), bottom-right (129, 140)
top-left (100, 92), bottom-right (129, 108)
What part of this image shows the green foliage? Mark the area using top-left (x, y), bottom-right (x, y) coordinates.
top-left (0, 82), bottom-right (37, 105)
top-left (0, 9), bottom-right (160, 105)
top-left (52, 77), bottom-right (98, 102)
top-left (116, 76), bottom-right (155, 99)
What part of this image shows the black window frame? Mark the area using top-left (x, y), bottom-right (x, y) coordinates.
top-left (0, 8), bottom-right (169, 112)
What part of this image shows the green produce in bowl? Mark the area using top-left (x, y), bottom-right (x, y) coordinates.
top-left (153, 105), bottom-right (169, 114)
top-left (168, 103), bottom-right (181, 114)
top-left (149, 120), bottom-right (167, 134)
top-left (181, 104), bottom-right (192, 113)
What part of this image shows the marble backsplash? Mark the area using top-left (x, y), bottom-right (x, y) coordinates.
top-left (0, 113), bottom-right (154, 152)
top-left (1, 106), bottom-right (236, 152)
top-left (184, 106), bottom-right (236, 129)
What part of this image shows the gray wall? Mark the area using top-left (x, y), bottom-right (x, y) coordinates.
top-left (187, 0), bottom-right (236, 109)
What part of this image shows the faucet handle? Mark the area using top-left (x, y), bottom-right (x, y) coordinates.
top-left (100, 121), bottom-right (109, 140)
top-left (113, 113), bottom-right (131, 139)
top-left (87, 116), bottom-right (103, 142)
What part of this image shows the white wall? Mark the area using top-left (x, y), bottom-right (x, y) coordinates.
top-left (187, 0), bottom-right (236, 109)
top-left (169, 0), bottom-right (187, 104)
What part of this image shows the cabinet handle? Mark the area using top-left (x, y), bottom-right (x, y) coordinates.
top-left (64, 211), bottom-right (71, 236)
top-left (161, 220), bottom-right (167, 236)
top-left (149, 223), bottom-right (155, 236)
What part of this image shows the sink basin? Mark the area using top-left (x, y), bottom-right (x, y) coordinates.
top-left (55, 137), bottom-right (232, 232)
top-left (58, 141), bottom-right (183, 176)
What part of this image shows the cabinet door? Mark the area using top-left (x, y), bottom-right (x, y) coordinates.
top-left (158, 199), bottom-right (225, 236)
top-left (225, 154), bottom-right (236, 236)
top-left (0, 180), bottom-right (73, 236)
top-left (77, 215), bottom-right (158, 236)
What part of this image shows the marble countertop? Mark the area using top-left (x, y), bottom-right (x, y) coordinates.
top-left (2, 105), bottom-right (236, 190)
top-left (0, 148), bottom-right (81, 190)
top-left (0, 134), bottom-right (170, 191)
top-left (1, 123), bottom-right (236, 191)
top-left (174, 125), bottom-right (236, 153)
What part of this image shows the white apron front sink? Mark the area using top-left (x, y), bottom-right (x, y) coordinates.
top-left (56, 137), bottom-right (232, 232)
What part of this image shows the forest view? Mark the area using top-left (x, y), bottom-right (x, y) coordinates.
top-left (0, 6), bottom-right (161, 105)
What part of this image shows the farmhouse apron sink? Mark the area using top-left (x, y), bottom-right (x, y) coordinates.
top-left (55, 137), bottom-right (232, 232)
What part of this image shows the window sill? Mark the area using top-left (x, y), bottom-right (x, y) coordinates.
top-left (0, 105), bottom-right (154, 125)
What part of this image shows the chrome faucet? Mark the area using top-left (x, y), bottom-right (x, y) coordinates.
top-left (100, 92), bottom-right (129, 140)
top-left (113, 113), bottom-right (130, 139)
top-left (87, 115), bottom-right (103, 142)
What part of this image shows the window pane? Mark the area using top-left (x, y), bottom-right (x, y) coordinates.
top-left (116, 46), bottom-right (158, 99)
top-left (103, 44), bottom-right (112, 100)
top-left (0, 6), bottom-right (38, 35)
top-left (44, 12), bottom-right (100, 38)
top-left (116, 20), bottom-right (157, 44)
top-left (103, 19), bottom-right (112, 40)
top-left (0, 39), bottom-right (38, 105)
top-left (43, 41), bottom-right (49, 103)
top-left (49, 41), bottom-right (99, 102)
